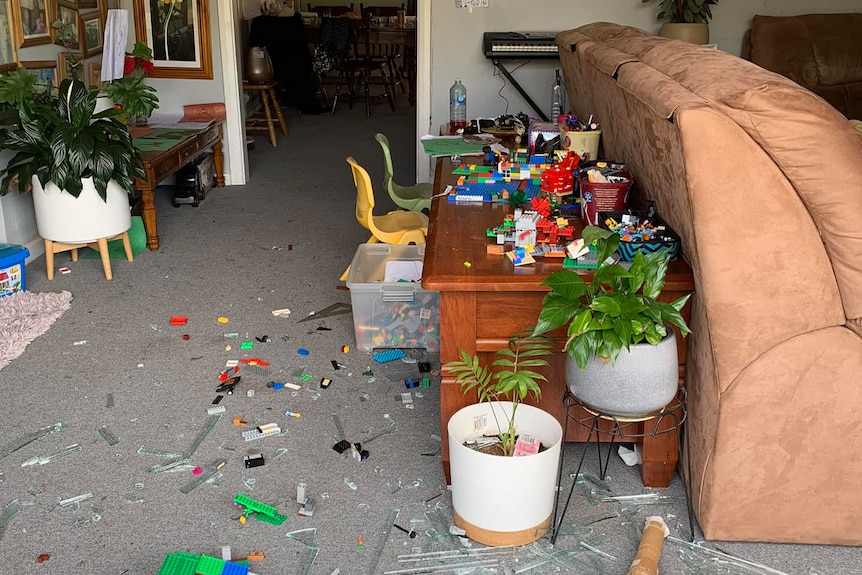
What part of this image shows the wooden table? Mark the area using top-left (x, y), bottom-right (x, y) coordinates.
top-left (133, 121), bottom-right (225, 251)
top-left (423, 157), bottom-right (695, 487)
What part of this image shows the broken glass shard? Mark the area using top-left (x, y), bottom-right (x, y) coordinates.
top-left (97, 426), bottom-right (119, 446)
top-left (0, 423), bottom-right (66, 462)
top-left (344, 478), bottom-right (357, 490)
top-left (137, 446), bottom-right (184, 458)
top-left (21, 444), bottom-right (83, 467)
top-left (58, 493), bottom-right (93, 507)
top-left (183, 415), bottom-right (221, 458)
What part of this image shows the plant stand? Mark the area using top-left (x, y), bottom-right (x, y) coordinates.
top-left (550, 387), bottom-right (694, 545)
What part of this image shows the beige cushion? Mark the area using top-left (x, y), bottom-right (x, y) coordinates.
top-left (721, 83), bottom-right (862, 323)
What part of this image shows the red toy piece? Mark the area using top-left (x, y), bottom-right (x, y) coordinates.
top-left (169, 316), bottom-right (188, 326)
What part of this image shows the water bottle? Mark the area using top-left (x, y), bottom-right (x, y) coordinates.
top-left (550, 68), bottom-right (564, 120)
top-left (449, 79), bottom-right (467, 133)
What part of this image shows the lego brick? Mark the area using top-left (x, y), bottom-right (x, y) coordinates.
top-left (195, 555), bottom-right (225, 575)
top-left (221, 562), bottom-right (250, 575)
top-left (158, 553), bottom-right (201, 575)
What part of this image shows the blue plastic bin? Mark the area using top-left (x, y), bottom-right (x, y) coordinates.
top-left (0, 243), bottom-right (29, 297)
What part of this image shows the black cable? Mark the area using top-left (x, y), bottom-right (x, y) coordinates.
top-left (492, 59), bottom-right (531, 116)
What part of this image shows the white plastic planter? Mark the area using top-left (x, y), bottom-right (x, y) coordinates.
top-left (32, 176), bottom-right (131, 243)
top-left (448, 401), bottom-right (562, 546)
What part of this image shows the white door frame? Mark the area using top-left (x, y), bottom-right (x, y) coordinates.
top-left (218, 0), bottom-right (248, 186)
top-left (416, 0), bottom-right (431, 184)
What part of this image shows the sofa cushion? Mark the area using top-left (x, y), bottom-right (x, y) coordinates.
top-left (720, 83), bottom-right (862, 324)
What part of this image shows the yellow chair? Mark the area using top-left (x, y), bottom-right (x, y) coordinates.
top-left (341, 156), bottom-right (428, 280)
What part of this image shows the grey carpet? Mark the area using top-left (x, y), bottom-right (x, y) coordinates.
top-left (0, 102), bottom-right (859, 575)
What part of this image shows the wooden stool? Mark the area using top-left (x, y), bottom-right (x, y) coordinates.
top-left (242, 81), bottom-right (288, 147)
top-left (44, 231), bottom-right (133, 281)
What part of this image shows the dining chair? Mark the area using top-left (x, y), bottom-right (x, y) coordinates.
top-left (312, 16), bottom-right (353, 108)
top-left (375, 133), bottom-right (432, 212)
top-left (330, 17), bottom-right (396, 117)
top-left (359, 4), bottom-right (405, 17)
top-left (340, 156), bottom-right (428, 281)
top-left (308, 3), bottom-right (355, 16)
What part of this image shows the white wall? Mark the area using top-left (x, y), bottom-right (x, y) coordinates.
top-left (426, 0), bottom-right (862, 148)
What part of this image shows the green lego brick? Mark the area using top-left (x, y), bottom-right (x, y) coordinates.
top-left (158, 553), bottom-right (200, 575)
top-left (253, 510), bottom-right (287, 525)
top-left (195, 555), bottom-right (226, 575)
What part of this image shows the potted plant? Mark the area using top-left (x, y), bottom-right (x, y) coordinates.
top-left (642, 0), bottom-right (718, 44)
top-left (104, 42), bottom-right (160, 126)
top-left (444, 334), bottom-right (563, 546)
top-left (533, 226), bottom-right (691, 417)
top-left (0, 79), bottom-right (145, 271)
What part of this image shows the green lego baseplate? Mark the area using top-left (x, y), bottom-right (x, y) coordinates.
top-left (196, 555), bottom-right (226, 575)
top-left (158, 552), bottom-right (201, 575)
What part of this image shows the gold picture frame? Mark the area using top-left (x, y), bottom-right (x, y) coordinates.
top-left (87, 60), bottom-right (101, 89)
top-left (53, 2), bottom-right (79, 50)
top-left (133, 0), bottom-right (212, 79)
top-left (0, 0), bottom-right (18, 72)
top-left (56, 49), bottom-right (81, 82)
top-left (21, 59), bottom-right (57, 88)
top-left (10, 0), bottom-right (52, 48)
top-left (80, 9), bottom-right (101, 57)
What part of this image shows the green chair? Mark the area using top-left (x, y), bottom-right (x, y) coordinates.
top-left (375, 133), bottom-right (433, 212)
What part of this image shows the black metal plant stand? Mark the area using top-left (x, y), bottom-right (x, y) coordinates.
top-left (550, 387), bottom-right (695, 544)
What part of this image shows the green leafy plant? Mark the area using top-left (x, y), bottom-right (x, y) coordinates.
top-left (445, 334), bottom-right (554, 456)
top-left (642, 0), bottom-right (718, 24)
top-left (0, 79), bottom-right (145, 201)
top-left (533, 226), bottom-right (691, 370)
top-left (104, 42), bottom-right (159, 122)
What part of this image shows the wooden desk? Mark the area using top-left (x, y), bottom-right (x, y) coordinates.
top-left (423, 157), bottom-right (695, 487)
top-left (133, 121), bottom-right (225, 251)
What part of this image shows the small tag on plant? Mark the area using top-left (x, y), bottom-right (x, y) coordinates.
top-left (513, 435), bottom-right (540, 457)
top-left (472, 414), bottom-right (488, 433)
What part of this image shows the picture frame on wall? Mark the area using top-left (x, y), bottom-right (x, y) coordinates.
top-left (9, 0), bottom-right (52, 48)
top-left (133, 0), bottom-right (212, 79)
top-left (56, 50), bottom-right (81, 82)
top-left (80, 9), bottom-right (101, 57)
top-left (53, 2), bottom-right (79, 50)
top-left (87, 60), bottom-right (101, 89)
top-left (77, 0), bottom-right (96, 9)
top-left (0, 0), bottom-right (18, 73)
top-left (21, 59), bottom-right (57, 88)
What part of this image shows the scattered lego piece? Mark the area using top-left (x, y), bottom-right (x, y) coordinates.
top-left (332, 440), bottom-right (351, 454)
top-left (219, 367), bottom-right (239, 382)
top-left (207, 405), bottom-right (226, 415)
top-left (193, 467), bottom-right (203, 476)
top-left (316, 326), bottom-right (332, 331)
top-left (404, 378), bottom-right (417, 389)
top-left (297, 348), bottom-right (310, 356)
top-left (399, 393), bottom-right (413, 404)
top-left (357, 537), bottom-right (365, 550)
top-left (271, 308), bottom-right (291, 317)
top-left (297, 483), bottom-right (307, 505)
top-left (59, 267), bottom-right (71, 274)
top-left (285, 410), bottom-right (301, 418)
top-left (242, 425), bottom-right (281, 441)
top-left (233, 417), bottom-right (247, 426)
top-left (248, 551), bottom-right (265, 561)
top-left (241, 341), bottom-right (253, 350)
top-left (298, 497), bottom-right (315, 517)
top-left (418, 362), bottom-right (431, 373)
top-left (341, 345), bottom-right (350, 353)
top-left (242, 365), bottom-right (273, 377)
top-left (213, 396), bottom-right (224, 405)
top-left (320, 378), bottom-right (332, 389)
top-left (422, 378), bottom-right (431, 388)
top-left (240, 358), bottom-right (270, 366)
top-left (373, 349), bottom-right (405, 363)
top-left (170, 316), bottom-right (188, 326)
top-left (36, 554), bottom-right (50, 563)
top-left (233, 493), bottom-right (287, 526)
top-left (331, 360), bottom-right (346, 370)
top-left (221, 546), bottom-right (232, 561)
top-left (247, 389), bottom-right (254, 397)
top-left (225, 332), bottom-right (239, 339)
top-left (182, 334), bottom-right (190, 341)
top-left (255, 335), bottom-right (272, 343)
top-left (218, 317), bottom-right (229, 323)
top-left (464, 261), bottom-right (472, 268)
top-left (244, 453), bottom-right (265, 468)
top-left (363, 369), bottom-right (374, 376)
top-left (351, 443), bottom-right (369, 462)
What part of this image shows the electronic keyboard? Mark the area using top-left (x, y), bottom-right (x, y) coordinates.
top-left (483, 32), bottom-right (559, 59)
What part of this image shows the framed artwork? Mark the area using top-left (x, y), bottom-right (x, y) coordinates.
top-left (80, 9), bottom-right (100, 57)
top-left (0, 0), bottom-right (18, 73)
top-left (56, 49), bottom-right (81, 81)
top-left (133, 0), bottom-right (212, 79)
top-left (87, 60), bottom-right (100, 89)
top-left (21, 59), bottom-right (57, 87)
top-left (53, 2), bottom-right (79, 50)
top-left (9, 0), bottom-right (52, 47)
top-left (77, 0), bottom-right (96, 8)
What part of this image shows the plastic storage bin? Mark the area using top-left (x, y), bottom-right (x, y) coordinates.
top-left (0, 243), bottom-right (29, 297)
top-left (346, 244), bottom-right (440, 351)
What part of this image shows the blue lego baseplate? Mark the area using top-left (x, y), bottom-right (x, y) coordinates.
top-left (449, 182), bottom-right (541, 203)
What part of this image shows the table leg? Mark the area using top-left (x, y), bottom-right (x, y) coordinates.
top-left (639, 398), bottom-right (681, 488)
top-left (138, 180), bottom-right (159, 251)
top-left (213, 139), bottom-right (225, 187)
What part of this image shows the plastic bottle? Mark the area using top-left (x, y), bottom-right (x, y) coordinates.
top-left (551, 68), bottom-right (564, 121)
top-left (449, 79), bottom-right (467, 133)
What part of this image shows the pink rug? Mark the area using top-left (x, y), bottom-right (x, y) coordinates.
top-left (0, 290), bottom-right (72, 371)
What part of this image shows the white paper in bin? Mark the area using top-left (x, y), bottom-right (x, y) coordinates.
top-left (385, 260), bottom-right (423, 283)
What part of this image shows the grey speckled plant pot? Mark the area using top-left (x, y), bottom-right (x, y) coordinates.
top-left (565, 330), bottom-right (679, 417)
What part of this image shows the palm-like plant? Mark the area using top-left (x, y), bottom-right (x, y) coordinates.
top-left (445, 334), bottom-right (554, 456)
top-left (0, 79), bottom-right (145, 200)
top-left (643, 0), bottom-right (718, 24)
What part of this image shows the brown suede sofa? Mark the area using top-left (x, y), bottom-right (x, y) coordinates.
top-left (556, 22), bottom-right (862, 545)
top-left (742, 13), bottom-right (862, 120)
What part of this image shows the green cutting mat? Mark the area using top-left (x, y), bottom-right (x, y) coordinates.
top-left (82, 216), bottom-right (147, 260)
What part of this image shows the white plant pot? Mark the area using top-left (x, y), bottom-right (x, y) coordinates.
top-left (31, 176), bottom-right (131, 243)
top-left (448, 401), bottom-right (562, 546)
top-left (566, 330), bottom-right (679, 418)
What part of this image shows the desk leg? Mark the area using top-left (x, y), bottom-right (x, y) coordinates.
top-left (439, 291), bottom-right (478, 484)
top-left (214, 139), bottom-right (225, 187)
top-left (138, 179), bottom-right (159, 251)
top-left (639, 399), bottom-right (680, 488)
